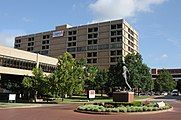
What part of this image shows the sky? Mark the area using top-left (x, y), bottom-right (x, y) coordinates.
top-left (0, 0), bottom-right (181, 68)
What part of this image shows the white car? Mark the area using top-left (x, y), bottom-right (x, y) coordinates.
top-left (171, 89), bottom-right (179, 96)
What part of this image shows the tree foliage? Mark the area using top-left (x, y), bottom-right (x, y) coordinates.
top-left (125, 53), bottom-right (153, 92)
top-left (50, 52), bottom-right (85, 100)
top-left (22, 67), bottom-right (47, 101)
top-left (154, 70), bottom-right (176, 92)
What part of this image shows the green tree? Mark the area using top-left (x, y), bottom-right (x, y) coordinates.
top-left (154, 70), bottom-right (176, 93)
top-left (124, 53), bottom-right (153, 94)
top-left (84, 66), bottom-right (98, 89)
top-left (23, 67), bottom-right (47, 102)
top-left (52, 52), bottom-right (85, 101)
top-left (107, 59), bottom-right (125, 93)
top-left (94, 69), bottom-right (108, 96)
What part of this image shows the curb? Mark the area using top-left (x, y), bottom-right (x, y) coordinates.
top-left (75, 107), bottom-right (173, 115)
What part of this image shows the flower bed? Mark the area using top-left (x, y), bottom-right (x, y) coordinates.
top-left (76, 101), bottom-right (172, 114)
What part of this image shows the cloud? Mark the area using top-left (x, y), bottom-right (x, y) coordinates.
top-left (89, 0), bottom-right (167, 21)
top-left (153, 54), bottom-right (168, 61)
top-left (167, 38), bottom-right (180, 47)
top-left (161, 54), bottom-right (168, 58)
top-left (22, 17), bottom-right (32, 22)
top-left (0, 30), bottom-right (26, 47)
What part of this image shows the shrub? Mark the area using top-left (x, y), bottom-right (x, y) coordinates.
top-left (132, 101), bottom-right (142, 106)
top-left (111, 108), bottom-right (119, 112)
top-left (143, 106), bottom-right (148, 111)
top-left (118, 107), bottom-right (127, 113)
top-left (105, 108), bottom-right (112, 112)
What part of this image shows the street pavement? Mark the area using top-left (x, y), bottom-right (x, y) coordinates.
top-left (0, 96), bottom-right (180, 120)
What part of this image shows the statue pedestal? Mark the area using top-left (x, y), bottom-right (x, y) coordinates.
top-left (113, 91), bottom-right (134, 103)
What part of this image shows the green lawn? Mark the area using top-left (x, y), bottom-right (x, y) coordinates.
top-left (55, 95), bottom-right (150, 104)
top-left (0, 102), bottom-right (34, 108)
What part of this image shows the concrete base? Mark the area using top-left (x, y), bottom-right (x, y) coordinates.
top-left (113, 91), bottom-right (134, 103)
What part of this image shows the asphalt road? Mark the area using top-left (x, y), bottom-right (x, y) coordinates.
top-left (0, 96), bottom-right (180, 120)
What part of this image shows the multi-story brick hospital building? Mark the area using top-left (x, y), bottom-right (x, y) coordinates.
top-left (15, 19), bottom-right (138, 69)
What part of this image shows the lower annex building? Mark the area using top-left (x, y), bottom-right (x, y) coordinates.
top-left (15, 19), bottom-right (139, 69)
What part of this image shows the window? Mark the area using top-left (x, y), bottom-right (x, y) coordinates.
top-left (87, 59), bottom-right (91, 63)
top-left (42, 40), bottom-right (49, 44)
top-left (111, 31), bottom-right (116, 36)
top-left (87, 52), bottom-right (97, 57)
top-left (111, 51), bottom-right (116, 56)
top-left (88, 39), bottom-right (97, 45)
top-left (68, 30), bottom-right (77, 35)
top-left (67, 47), bottom-right (76, 52)
top-left (117, 30), bottom-right (122, 35)
top-left (68, 42), bottom-right (76, 47)
top-left (111, 37), bottom-right (116, 42)
top-left (117, 50), bottom-right (122, 55)
top-left (87, 45), bottom-right (97, 51)
top-left (110, 43), bottom-right (121, 49)
top-left (42, 45), bottom-right (49, 50)
top-left (88, 28), bottom-right (93, 33)
top-left (27, 47), bottom-right (33, 51)
top-left (28, 37), bottom-right (34, 41)
top-left (98, 44), bottom-right (109, 50)
top-left (87, 53), bottom-right (92, 57)
top-left (43, 35), bottom-right (50, 39)
top-left (93, 52), bottom-right (97, 57)
top-left (15, 44), bottom-right (20, 48)
top-left (88, 27), bottom-right (98, 32)
top-left (28, 42), bottom-right (34, 46)
top-left (93, 59), bottom-right (97, 63)
top-left (88, 40), bottom-right (92, 45)
top-left (41, 50), bottom-right (49, 55)
top-left (88, 34), bottom-right (93, 39)
top-left (111, 25), bottom-right (116, 29)
top-left (117, 24), bottom-right (122, 29)
top-left (77, 47), bottom-right (86, 52)
top-left (87, 58), bottom-right (97, 63)
top-left (15, 39), bottom-right (21, 43)
top-left (67, 36), bottom-right (76, 41)
top-left (110, 57), bottom-right (116, 62)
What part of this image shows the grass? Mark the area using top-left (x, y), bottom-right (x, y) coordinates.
top-left (0, 102), bottom-right (34, 108)
top-left (55, 94), bottom-right (150, 104)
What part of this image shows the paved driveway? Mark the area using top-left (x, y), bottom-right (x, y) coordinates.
top-left (0, 99), bottom-right (180, 120)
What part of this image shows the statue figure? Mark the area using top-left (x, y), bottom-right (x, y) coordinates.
top-left (122, 62), bottom-right (132, 91)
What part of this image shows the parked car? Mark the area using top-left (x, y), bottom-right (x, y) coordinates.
top-left (161, 92), bottom-right (168, 96)
top-left (171, 89), bottom-right (179, 96)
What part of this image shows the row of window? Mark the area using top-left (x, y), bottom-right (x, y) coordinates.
top-left (0, 55), bottom-right (56, 72)
top-left (67, 43), bottom-right (122, 52)
top-left (87, 57), bottom-right (121, 64)
top-left (0, 56), bottom-right (36, 70)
